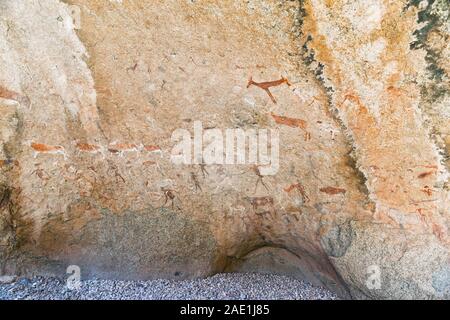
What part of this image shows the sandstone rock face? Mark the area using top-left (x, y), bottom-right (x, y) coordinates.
top-left (0, 0), bottom-right (448, 299)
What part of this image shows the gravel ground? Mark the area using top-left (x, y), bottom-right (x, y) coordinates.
top-left (0, 273), bottom-right (338, 300)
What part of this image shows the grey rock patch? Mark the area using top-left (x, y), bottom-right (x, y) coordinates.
top-left (330, 221), bottom-right (449, 299)
top-left (432, 265), bottom-right (450, 298)
top-left (0, 275), bottom-right (16, 284)
top-left (33, 207), bottom-right (219, 280)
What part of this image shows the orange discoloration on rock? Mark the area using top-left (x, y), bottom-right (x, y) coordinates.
top-left (302, 0), bottom-right (448, 243)
top-left (0, 85), bottom-right (19, 101)
top-left (31, 142), bottom-right (64, 152)
top-left (319, 186), bottom-right (347, 195)
top-left (339, 93), bottom-right (380, 137)
top-left (339, 94), bottom-right (365, 112)
top-left (271, 113), bottom-right (307, 130)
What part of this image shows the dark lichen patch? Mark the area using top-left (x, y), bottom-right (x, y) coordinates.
top-left (299, 39), bottom-right (334, 94)
top-left (289, 1), bottom-right (333, 92)
top-left (0, 183), bottom-right (20, 262)
top-left (408, 0), bottom-right (440, 50)
top-left (407, 0), bottom-right (449, 102)
top-left (288, 0), bottom-right (374, 211)
top-left (420, 81), bottom-right (449, 103)
top-left (344, 150), bottom-right (371, 199)
top-left (320, 220), bottom-right (355, 258)
top-left (405, 0), bottom-right (450, 171)
top-left (1, 107), bottom-right (23, 163)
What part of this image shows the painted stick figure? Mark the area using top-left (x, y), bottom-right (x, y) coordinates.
top-left (252, 165), bottom-right (270, 192)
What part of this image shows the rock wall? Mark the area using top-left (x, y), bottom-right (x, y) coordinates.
top-left (0, 0), bottom-right (448, 299)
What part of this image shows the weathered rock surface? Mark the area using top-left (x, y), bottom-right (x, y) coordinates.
top-left (0, 0), bottom-right (448, 299)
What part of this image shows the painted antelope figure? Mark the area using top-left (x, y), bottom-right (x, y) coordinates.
top-left (247, 76), bottom-right (291, 104)
top-left (144, 145), bottom-right (163, 157)
top-left (107, 143), bottom-right (141, 156)
top-left (0, 85), bottom-right (19, 101)
top-left (30, 142), bottom-right (66, 159)
top-left (284, 183), bottom-right (310, 203)
top-left (271, 113), bottom-right (311, 141)
top-left (75, 142), bottom-right (104, 157)
top-left (0, 85), bottom-right (30, 107)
